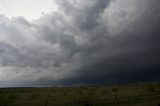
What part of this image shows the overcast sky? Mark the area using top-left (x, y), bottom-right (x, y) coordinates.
top-left (0, 0), bottom-right (160, 87)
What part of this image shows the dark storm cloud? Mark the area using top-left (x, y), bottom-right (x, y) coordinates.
top-left (0, 0), bottom-right (160, 85)
top-left (56, 0), bottom-right (110, 31)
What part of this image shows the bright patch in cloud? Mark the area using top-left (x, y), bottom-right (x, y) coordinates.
top-left (0, 0), bottom-right (57, 21)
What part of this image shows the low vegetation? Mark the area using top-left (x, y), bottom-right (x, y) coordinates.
top-left (0, 83), bottom-right (160, 106)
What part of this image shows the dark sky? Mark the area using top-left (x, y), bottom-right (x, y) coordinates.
top-left (0, 0), bottom-right (160, 87)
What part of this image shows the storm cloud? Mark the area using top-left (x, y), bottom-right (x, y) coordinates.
top-left (0, 0), bottom-right (160, 86)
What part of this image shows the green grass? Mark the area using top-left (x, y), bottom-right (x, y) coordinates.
top-left (0, 83), bottom-right (160, 106)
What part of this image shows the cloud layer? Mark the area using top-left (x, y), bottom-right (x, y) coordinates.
top-left (0, 0), bottom-right (160, 86)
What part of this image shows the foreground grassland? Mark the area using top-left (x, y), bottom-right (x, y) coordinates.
top-left (0, 83), bottom-right (160, 106)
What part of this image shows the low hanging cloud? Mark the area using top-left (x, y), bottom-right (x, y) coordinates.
top-left (0, 0), bottom-right (160, 85)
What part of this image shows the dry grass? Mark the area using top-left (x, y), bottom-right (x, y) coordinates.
top-left (0, 83), bottom-right (160, 106)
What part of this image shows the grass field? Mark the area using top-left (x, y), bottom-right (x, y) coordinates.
top-left (0, 83), bottom-right (160, 106)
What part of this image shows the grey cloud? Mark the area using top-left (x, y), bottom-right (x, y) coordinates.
top-left (55, 0), bottom-right (111, 31)
top-left (0, 0), bottom-right (160, 85)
